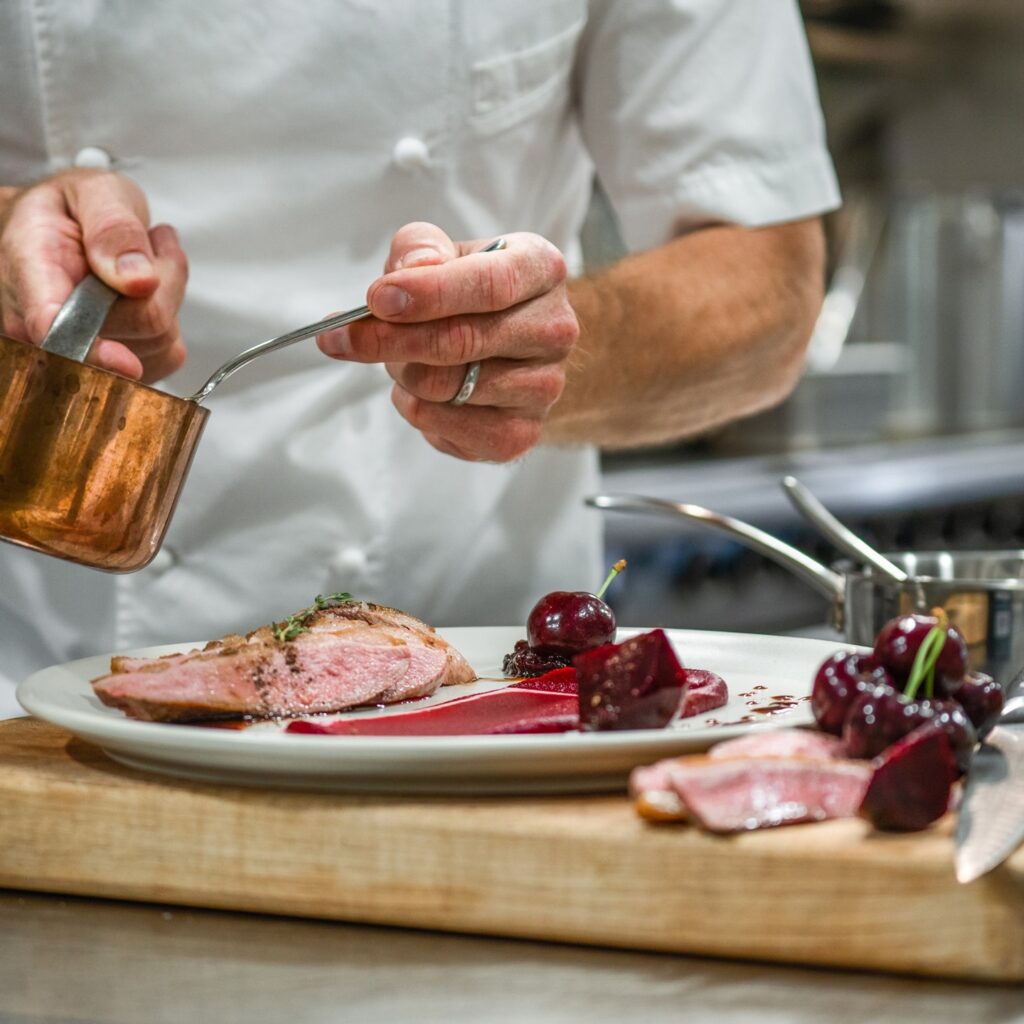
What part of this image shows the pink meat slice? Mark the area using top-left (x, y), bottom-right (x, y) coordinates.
top-left (708, 728), bottom-right (848, 761)
top-left (631, 753), bottom-right (871, 830)
top-left (91, 600), bottom-right (475, 723)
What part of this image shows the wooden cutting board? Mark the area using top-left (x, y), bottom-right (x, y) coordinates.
top-left (1, 717), bottom-right (1022, 983)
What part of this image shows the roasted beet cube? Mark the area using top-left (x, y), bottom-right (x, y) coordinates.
top-left (574, 628), bottom-right (687, 731)
top-left (858, 723), bottom-right (957, 832)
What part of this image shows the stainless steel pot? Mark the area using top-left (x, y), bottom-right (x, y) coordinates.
top-left (588, 494), bottom-right (1024, 687)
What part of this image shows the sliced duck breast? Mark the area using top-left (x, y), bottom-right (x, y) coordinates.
top-left (707, 728), bottom-right (849, 761)
top-left (631, 750), bottom-right (871, 830)
top-left (91, 599), bottom-right (475, 723)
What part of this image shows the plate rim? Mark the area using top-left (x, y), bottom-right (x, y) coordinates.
top-left (16, 626), bottom-right (847, 787)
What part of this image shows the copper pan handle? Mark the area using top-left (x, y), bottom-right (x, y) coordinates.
top-left (39, 275), bottom-right (118, 362)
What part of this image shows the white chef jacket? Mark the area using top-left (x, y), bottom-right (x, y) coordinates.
top-left (0, 0), bottom-right (839, 716)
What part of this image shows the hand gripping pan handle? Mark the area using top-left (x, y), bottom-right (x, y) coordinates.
top-left (39, 275), bottom-right (118, 363)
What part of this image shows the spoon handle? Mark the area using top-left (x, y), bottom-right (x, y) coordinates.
top-left (187, 237), bottom-right (507, 404)
top-left (781, 475), bottom-right (908, 583)
top-left (187, 304), bottom-right (371, 403)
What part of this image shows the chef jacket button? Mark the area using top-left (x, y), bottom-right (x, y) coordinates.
top-left (332, 546), bottom-right (367, 575)
top-left (392, 136), bottom-right (431, 171)
top-left (73, 146), bottom-right (113, 170)
top-left (149, 546), bottom-right (177, 574)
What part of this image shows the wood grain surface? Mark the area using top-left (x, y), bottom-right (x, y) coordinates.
top-left (1, 717), bottom-right (1022, 982)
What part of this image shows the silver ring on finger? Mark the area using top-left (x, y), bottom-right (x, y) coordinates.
top-left (449, 360), bottom-right (481, 406)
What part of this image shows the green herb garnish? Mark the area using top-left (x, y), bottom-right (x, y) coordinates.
top-left (273, 592), bottom-right (354, 642)
top-left (903, 624), bottom-right (946, 700)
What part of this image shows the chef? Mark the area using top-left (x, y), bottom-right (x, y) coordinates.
top-left (0, 1), bottom-right (839, 715)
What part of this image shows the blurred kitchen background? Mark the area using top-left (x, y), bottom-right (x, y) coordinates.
top-left (587, 0), bottom-right (1024, 637)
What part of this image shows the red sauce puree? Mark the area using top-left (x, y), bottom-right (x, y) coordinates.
top-left (286, 679), bottom-right (579, 737)
top-left (284, 656), bottom-right (728, 737)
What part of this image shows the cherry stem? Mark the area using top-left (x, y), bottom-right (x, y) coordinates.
top-left (596, 559), bottom-right (627, 600)
top-left (904, 625), bottom-right (946, 701)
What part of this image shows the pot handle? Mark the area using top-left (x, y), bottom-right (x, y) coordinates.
top-left (781, 475), bottom-right (908, 582)
top-left (586, 493), bottom-right (847, 607)
top-left (40, 274), bottom-right (118, 363)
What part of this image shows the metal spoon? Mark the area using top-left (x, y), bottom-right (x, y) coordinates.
top-left (39, 237), bottom-right (511, 396)
top-left (780, 475), bottom-right (908, 583)
top-left (186, 302), bottom-right (373, 402)
top-left (188, 236), bottom-right (508, 402)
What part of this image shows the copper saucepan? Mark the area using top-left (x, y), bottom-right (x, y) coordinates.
top-left (0, 277), bottom-right (376, 572)
top-left (588, 493), bottom-right (1024, 686)
top-left (0, 239), bottom-right (507, 573)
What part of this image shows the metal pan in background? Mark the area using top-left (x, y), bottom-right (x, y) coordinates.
top-left (588, 493), bottom-right (1024, 688)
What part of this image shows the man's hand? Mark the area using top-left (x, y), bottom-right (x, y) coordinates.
top-left (317, 222), bottom-right (579, 463)
top-left (0, 169), bottom-right (188, 382)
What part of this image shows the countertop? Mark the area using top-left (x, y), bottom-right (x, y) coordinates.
top-left (1, 889), bottom-right (1022, 1024)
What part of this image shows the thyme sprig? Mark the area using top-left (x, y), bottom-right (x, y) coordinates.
top-left (273, 592), bottom-right (354, 643)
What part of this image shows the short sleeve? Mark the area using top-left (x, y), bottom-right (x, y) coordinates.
top-left (575, 0), bottom-right (841, 251)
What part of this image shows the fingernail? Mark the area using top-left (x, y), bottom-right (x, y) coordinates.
top-left (373, 284), bottom-right (410, 317)
top-left (397, 247), bottom-right (441, 269)
top-left (116, 251), bottom-right (153, 277)
top-left (317, 326), bottom-right (352, 358)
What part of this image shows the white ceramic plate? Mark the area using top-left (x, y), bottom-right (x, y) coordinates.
top-left (17, 627), bottom-right (840, 795)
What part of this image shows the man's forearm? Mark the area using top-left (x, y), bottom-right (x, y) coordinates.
top-left (0, 187), bottom-right (21, 230)
top-left (547, 217), bottom-right (826, 449)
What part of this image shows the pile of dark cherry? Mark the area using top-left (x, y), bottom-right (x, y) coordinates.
top-left (812, 612), bottom-right (1004, 830)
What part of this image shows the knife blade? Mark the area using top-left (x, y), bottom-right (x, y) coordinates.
top-left (955, 686), bottom-right (1024, 884)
